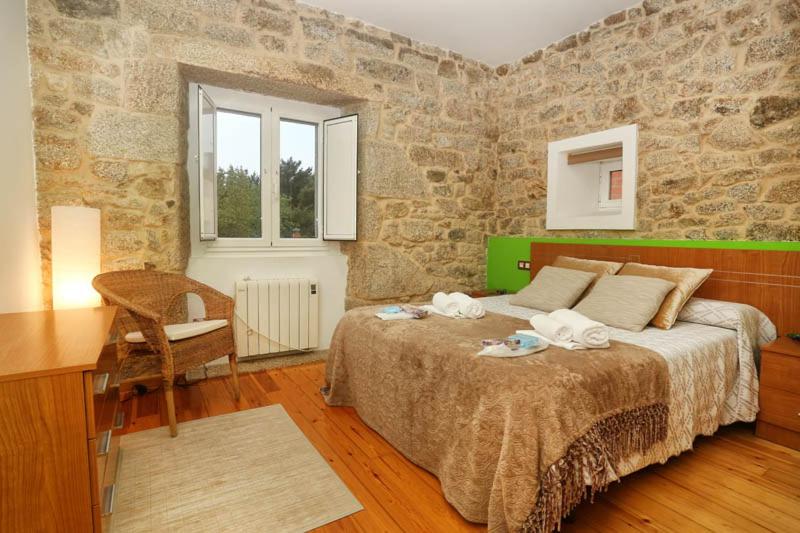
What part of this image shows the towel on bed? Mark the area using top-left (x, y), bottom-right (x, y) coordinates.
top-left (517, 329), bottom-right (587, 350)
top-left (550, 309), bottom-right (609, 348)
top-left (450, 292), bottom-right (485, 319)
top-left (432, 292), bottom-right (460, 316)
top-left (529, 314), bottom-right (572, 342)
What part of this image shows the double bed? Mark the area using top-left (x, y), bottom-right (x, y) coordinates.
top-left (324, 243), bottom-right (799, 532)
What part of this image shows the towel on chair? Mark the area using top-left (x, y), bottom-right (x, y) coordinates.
top-left (530, 314), bottom-right (572, 342)
top-left (549, 309), bottom-right (609, 348)
top-left (432, 292), bottom-right (460, 317)
top-left (449, 292), bottom-right (485, 319)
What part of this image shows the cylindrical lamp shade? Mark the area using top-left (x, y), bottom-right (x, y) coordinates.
top-left (51, 206), bottom-right (101, 310)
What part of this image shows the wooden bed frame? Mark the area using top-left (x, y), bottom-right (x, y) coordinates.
top-left (529, 242), bottom-right (800, 335)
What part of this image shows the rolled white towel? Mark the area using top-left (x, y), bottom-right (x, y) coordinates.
top-left (516, 330), bottom-right (584, 351)
top-left (530, 314), bottom-right (572, 342)
top-left (432, 292), bottom-right (459, 316)
top-left (449, 292), bottom-right (485, 319)
top-left (549, 309), bottom-right (609, 347)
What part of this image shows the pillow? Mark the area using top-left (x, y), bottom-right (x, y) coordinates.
top-left (572, 275), bottom-right (676, 332)
top-left (552, 255), bottom-right (624, 277)
top-left (617, 263), bottom-right (713, 329)
top-left (552, 255), bottom-right (624, 288)
top-left (509, 266), bottom-right (597, 312)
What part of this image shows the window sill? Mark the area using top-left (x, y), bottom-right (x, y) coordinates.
top-left (193, 241), bottom-right (342, 259)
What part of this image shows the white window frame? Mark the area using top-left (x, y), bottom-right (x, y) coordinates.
top-left (187, 84), bottom-right (341, 256)
top-left (546, 124), bottom-right (638, 230)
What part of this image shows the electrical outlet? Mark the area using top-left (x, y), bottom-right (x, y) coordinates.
top-left (517, 260), bottom-right (530, 271)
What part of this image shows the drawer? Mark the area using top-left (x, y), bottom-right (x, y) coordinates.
top-left (761, 351), bottom-right (800, 393)
top-left (85, 346), bottom-right (119, 439)
top-left (759, 386), bottom-right (800, 432)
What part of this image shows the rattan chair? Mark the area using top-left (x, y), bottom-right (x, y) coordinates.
top-left (93, 270), bottom-right (240, 437)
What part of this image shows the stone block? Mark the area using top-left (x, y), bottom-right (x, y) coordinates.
top-left (241, 7), bottom-right (294, 35)
top-left (88, 110), bottom-right (181, 163)
top-left (34, 133), bottom-right (81, 170)
top-left (51, 0), bottom-right (119, 19)
top-left (124, 60), bottom-right (182, 114)
top-left (750, 96), bottom-right (800, 128)
top-left (356, 58), bottom-right (411, 85)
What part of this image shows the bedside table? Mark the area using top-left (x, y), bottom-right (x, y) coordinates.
top-left (756, 336), bottom-right (800, 450)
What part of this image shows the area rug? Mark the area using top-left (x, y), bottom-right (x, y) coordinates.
top-left (111, 405), bottom-right (362, 532)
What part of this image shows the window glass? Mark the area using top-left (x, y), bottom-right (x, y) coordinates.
top-left (199, 90), bottom-right (216, 239)
top-left (216, 110), bottom-right (262, 238)
top-left (279, 120), bottom-right (318, 239)
top-left (609, 169), bottom-right (623, 200)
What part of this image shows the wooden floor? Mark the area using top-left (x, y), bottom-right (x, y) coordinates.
top-left (117, 362), bottom-right (800, 532)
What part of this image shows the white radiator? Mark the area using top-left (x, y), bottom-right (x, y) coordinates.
top-left (234, 278), bottom-right (319, 358)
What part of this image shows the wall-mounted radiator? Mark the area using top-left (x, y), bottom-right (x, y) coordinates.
top-left (234, 278), bottom-right (319, 358)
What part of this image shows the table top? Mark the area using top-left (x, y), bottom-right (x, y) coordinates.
top-left (763, 336), bottom-right (800, 358)
top-left (0, 306), bottom-right (117, 383)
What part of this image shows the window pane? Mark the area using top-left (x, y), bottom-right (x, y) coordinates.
top-left (279, 120), bottom-right (317, 239)
top-left (199, 90), bottom-right (216, 239)
top-left (216, 110), bottom-right (262, 238)
top-left (609, 169), bottom-right (622, 200)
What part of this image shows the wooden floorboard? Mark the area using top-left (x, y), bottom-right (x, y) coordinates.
top-left (117, 362), bottom-right (800, 532)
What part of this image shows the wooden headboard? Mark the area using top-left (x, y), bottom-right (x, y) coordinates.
top-left (530, 242), bottom-right (800, 335)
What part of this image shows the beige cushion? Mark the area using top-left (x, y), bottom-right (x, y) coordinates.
top-left (509, 266), bottom-right (597, 312)
top-left (573, 275), bottom-right (676, 332)
top-left (125, 319), bottom-right (228, 343)
top-left (552, 255), bottom-right (624, 288)
top-left (617, 263), bottom-right (713, 329)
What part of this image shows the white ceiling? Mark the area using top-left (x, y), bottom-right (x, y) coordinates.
top-left (301, 0), bottom-right (640, 66)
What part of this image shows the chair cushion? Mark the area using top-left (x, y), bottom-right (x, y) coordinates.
top-left (124, 319), bottom-right (228, 343)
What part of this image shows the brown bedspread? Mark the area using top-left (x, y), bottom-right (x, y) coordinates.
top-left (324, 308), bottom-right (670, 532)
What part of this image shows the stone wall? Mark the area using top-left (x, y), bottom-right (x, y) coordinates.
top-left (491, 0), bottom-right (800, 241)
top-left (26, 0), bottom-right (496, 307)
top-left (25, 0), bottom-right (800, 307)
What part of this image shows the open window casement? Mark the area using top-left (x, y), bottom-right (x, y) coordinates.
top-left (322, 114), bottom-right (358, 241)
top-left (198, 85), bottom-right (218, 241)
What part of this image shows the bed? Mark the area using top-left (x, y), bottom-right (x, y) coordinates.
top-left (324, 243), bottom-right (799, 532)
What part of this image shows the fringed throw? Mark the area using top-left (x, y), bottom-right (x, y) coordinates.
top-left (522, 404), bottom-right (669, 533)
top-left (324, 307), bottom-right (671, 532)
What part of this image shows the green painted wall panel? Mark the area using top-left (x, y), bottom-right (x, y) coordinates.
top-left (487, 236), bottom-right (800, 293)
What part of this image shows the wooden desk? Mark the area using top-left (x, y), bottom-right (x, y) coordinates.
top-left (0, 307), bottom-right (118, 532)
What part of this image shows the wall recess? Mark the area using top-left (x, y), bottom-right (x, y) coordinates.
top-left (546, 124), bottom-right (638, 230)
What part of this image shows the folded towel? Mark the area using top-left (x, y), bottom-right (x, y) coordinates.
top-left (421, 304), bottom-right (463, 319)
top-left (549, 309), bottom-right (609, 347)
top-left (449, 292), bottom-right (485, 319)
top-left (516, 329), bottom-right (587, 351)
top-left (432, 292), bottom-right (460, 316)
top-left (530, 314), bottom-right (572, 342)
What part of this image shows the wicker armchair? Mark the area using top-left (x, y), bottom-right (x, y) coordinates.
top-left (92, 270), bottom-right (240, 437)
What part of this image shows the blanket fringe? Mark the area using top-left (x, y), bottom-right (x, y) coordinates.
top-left (521, 403), bottom-right (669, 533)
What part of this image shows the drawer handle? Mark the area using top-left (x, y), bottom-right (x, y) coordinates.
top-left (97, 430), bottom-right (111, 456)
top-left (101, 484), bottom-right (116, 516)
top-left (113, 410), bottom-right (125, 430)
top-left (93, 372), bottom-right (110, 395)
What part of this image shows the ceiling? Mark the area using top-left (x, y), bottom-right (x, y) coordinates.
top-left (301, 0), bottom-right (640, 66)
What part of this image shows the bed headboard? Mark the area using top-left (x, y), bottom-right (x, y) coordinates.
top-left (530, 241), bottom-right (800, 335)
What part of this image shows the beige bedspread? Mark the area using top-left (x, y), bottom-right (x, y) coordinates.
top-left (324, 308), bottom-right (670, 532)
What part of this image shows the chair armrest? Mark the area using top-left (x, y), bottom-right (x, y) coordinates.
top-left (165, 286), bottom-right (234, 322)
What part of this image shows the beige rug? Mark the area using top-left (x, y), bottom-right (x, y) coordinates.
top-left (111, 405), bottom-right (362, 533)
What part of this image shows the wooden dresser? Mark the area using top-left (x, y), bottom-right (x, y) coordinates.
top-left (0, 307), bottom-right (119, 532)
top-left (757, 336), bottom-right (800, 450)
